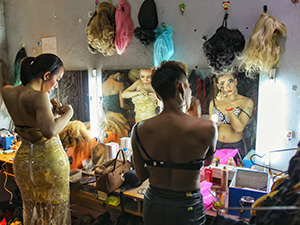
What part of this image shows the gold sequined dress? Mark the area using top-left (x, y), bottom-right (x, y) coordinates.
top-left (13, 126), bottom-right (71, 225)
top-left (132, 95), bottom-right (157, 123)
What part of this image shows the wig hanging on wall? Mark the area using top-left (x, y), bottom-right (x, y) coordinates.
top-left (134, 0), bottom-right (158, 45)
top-left (154, 23), bottom-right (174, 67)
top-left (0, 58), bottom-right (11, 118)
top-left (115, 0), bottom-right (134, 55)
top-left (86, 1), bottom-right (116, 56)
top-left (13, 47), bottom-right (27, 86)
top-left (203, 13), bottom-right (245, 75)
top-left (239, 13), bottom-right (286, 78)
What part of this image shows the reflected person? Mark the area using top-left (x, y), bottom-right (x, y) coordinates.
top-left (209, 73), bottom-right (253, 162)
top-left (102, 72), bottom-right (125, 114)
top-left (2, 54), bottom-right (73, 224)
top-left (121, 69), bottom-right (157, 123)
top-left (132, 61), bottom-right (217, 225)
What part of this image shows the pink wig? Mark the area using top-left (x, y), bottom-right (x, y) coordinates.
top-left (115, 0), bottom-right (134, 55)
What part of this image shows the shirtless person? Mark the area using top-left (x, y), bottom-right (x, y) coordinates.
top-left (131, 61), bottom-right (217, 225)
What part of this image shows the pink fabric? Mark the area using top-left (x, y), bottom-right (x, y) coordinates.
top-left (115, 0), bottom-right (134, 55)
top-left (200, 180), bottom-right (215, 210)
top-left (215, 149), bottom-right (239, 166)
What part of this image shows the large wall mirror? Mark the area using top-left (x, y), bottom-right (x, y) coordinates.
top-left (100, 68), bottom-right (259, 158)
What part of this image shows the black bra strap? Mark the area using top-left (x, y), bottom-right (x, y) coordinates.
top-left (237, 107), bottom-right (251, 119)
top-left (134, 122), bottom-right (153, 160)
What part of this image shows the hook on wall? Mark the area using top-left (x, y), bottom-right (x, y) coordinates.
top-left (263, 5), bottom-right (268, 13)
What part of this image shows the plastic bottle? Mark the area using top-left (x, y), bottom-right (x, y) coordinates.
top-left (122, 148), bottom-right (131, 161)
top-left (220, 166), bottom-right (228, 192)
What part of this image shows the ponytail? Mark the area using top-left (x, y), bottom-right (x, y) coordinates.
top-left (20, 54), bottom-right (63, 85)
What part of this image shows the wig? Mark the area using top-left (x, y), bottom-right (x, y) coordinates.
top-left (128, 69), bottom-right (140, 82)
top-left (0, 58), bottom-right (11, 118)
top-left (101, 112), bottom-right (130, 140)
top-left (59, 120), bottom-right (94, 157)
top-left (134, 0), bottom-right (158, 45)
top-left (91, 143), bottom-right (106, 167)
top-left (154, 23), bottom-right (174, 68)
top-left (203, 26), bottom-right (245, 75)
top-left (13, 47), bottom-right (27, 86)
top-left (239, 13), bottom-right (286, 77)
top-left (86, 2), bottom-right (116, 56)
top-left (115, 0), bottom-right (134, 55)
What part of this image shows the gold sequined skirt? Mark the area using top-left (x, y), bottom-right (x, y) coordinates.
top-left (13, 136), bottom-right (71, 225)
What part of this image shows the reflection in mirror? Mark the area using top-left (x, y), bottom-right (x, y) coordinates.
top-left (188, 69), bottom-right (259, 165)
top-left (101, 69), bottom-right (159, 144)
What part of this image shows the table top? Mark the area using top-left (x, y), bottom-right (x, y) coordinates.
top-left (0, 150), bottom-right (16, 164)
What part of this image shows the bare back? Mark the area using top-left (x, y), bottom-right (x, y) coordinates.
top-left (2, 85), bottom-right (72, 142)
top-left (132, 112), bottom-right (217, 192)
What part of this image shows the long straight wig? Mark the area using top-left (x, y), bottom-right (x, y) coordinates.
top-left (239, 13), bottom-right (286, 77)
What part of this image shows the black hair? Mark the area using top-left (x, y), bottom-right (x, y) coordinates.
top-left (151, 61), bottom-right (187, 100)
top-left (203, 26), bottom-right (245, 74)
top-left (134, 0), bottom-right (158, 45)
top-left (20, 53), bottom-right (63, 85)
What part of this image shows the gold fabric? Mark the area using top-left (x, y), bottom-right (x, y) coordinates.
top-left (132, 95), bottom-right (157, 123)
top-left (13, 127), bottom-right (70, 225)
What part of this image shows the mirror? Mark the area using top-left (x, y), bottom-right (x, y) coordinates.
top-left (101, 69), bottom-right (160, 143)
top-left (100, 68), bottom-right (259, 158)
top-left (188, 68), bottom-right (259, 159)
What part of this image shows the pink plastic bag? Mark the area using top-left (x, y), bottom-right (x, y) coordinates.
top-left (215, 149), bottom-right (239, 166)
top-left (200, 180), bottom-right (216, 210)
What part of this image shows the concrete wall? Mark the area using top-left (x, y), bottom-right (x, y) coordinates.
top-left (2, 0), bottom-right (300, 170)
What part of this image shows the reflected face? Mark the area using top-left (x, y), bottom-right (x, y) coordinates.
top-left (140, 69), bottom-right (152, 85)
top-left (217, 74), bottom-right (237, 96)
top-left (43, 67), bottom-right (64, 93)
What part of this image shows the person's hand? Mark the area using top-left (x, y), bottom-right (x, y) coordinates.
top-left (187, 97), bottom-right (201, 118)
top-left (139, 88), bottom-right (148, 96)
top-left (50, 98), bottom-right (62, 115)
top-left (57, 105), bottom-right (73, 116)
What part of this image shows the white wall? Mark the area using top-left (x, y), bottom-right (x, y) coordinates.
top-left (3, 0), bottom-right (300, 170)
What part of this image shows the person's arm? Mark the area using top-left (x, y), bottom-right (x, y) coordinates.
top-left (121, 80), bottom-right (141, 99)
top-left (227, 98), bottom-right (253, 133)
top-left (35, 93), bottom-right (73, 139)
top-left (208, 100), bottom-right (213, 120)
top-left (204, 121), bottom-right (218, 167)
top-left (118, 83), bottom-right (125, 108)
top-left (187, 97), bottom-right (201, 118)
top-left (131, 125), bottom-right (149, 182)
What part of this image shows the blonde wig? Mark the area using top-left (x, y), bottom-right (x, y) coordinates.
top-left (59, 120), bottom-right (94, 156)
top-left (101, 112), bottom-right (130, 138)
top-left (239, 13), bottom-right (286, 77)
top-left (86, 2), bottom-right (116, 56)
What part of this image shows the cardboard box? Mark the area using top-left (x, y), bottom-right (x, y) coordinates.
top-left (228, 169), bottom-right (270, 218)
top-left (0, 136), bottom-right (14, 150)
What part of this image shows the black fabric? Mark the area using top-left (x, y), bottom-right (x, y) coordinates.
top-left (216, 140), bottom-right (245, 164)
top-left (115, 212), bottom-right (143, 225)
top-left (119, 170), bottom-right (142, 212)
top-left (209, 214), bottom-right (248, 225)
top-left (143, 186), bottom-right (206, 225)
top-left (134, 123), bottom-right (204, 170)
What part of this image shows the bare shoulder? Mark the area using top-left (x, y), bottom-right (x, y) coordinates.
top-left (239, 95), bottom-right (253, 106)
top-left (191, 117), bottom-right (216, 136)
